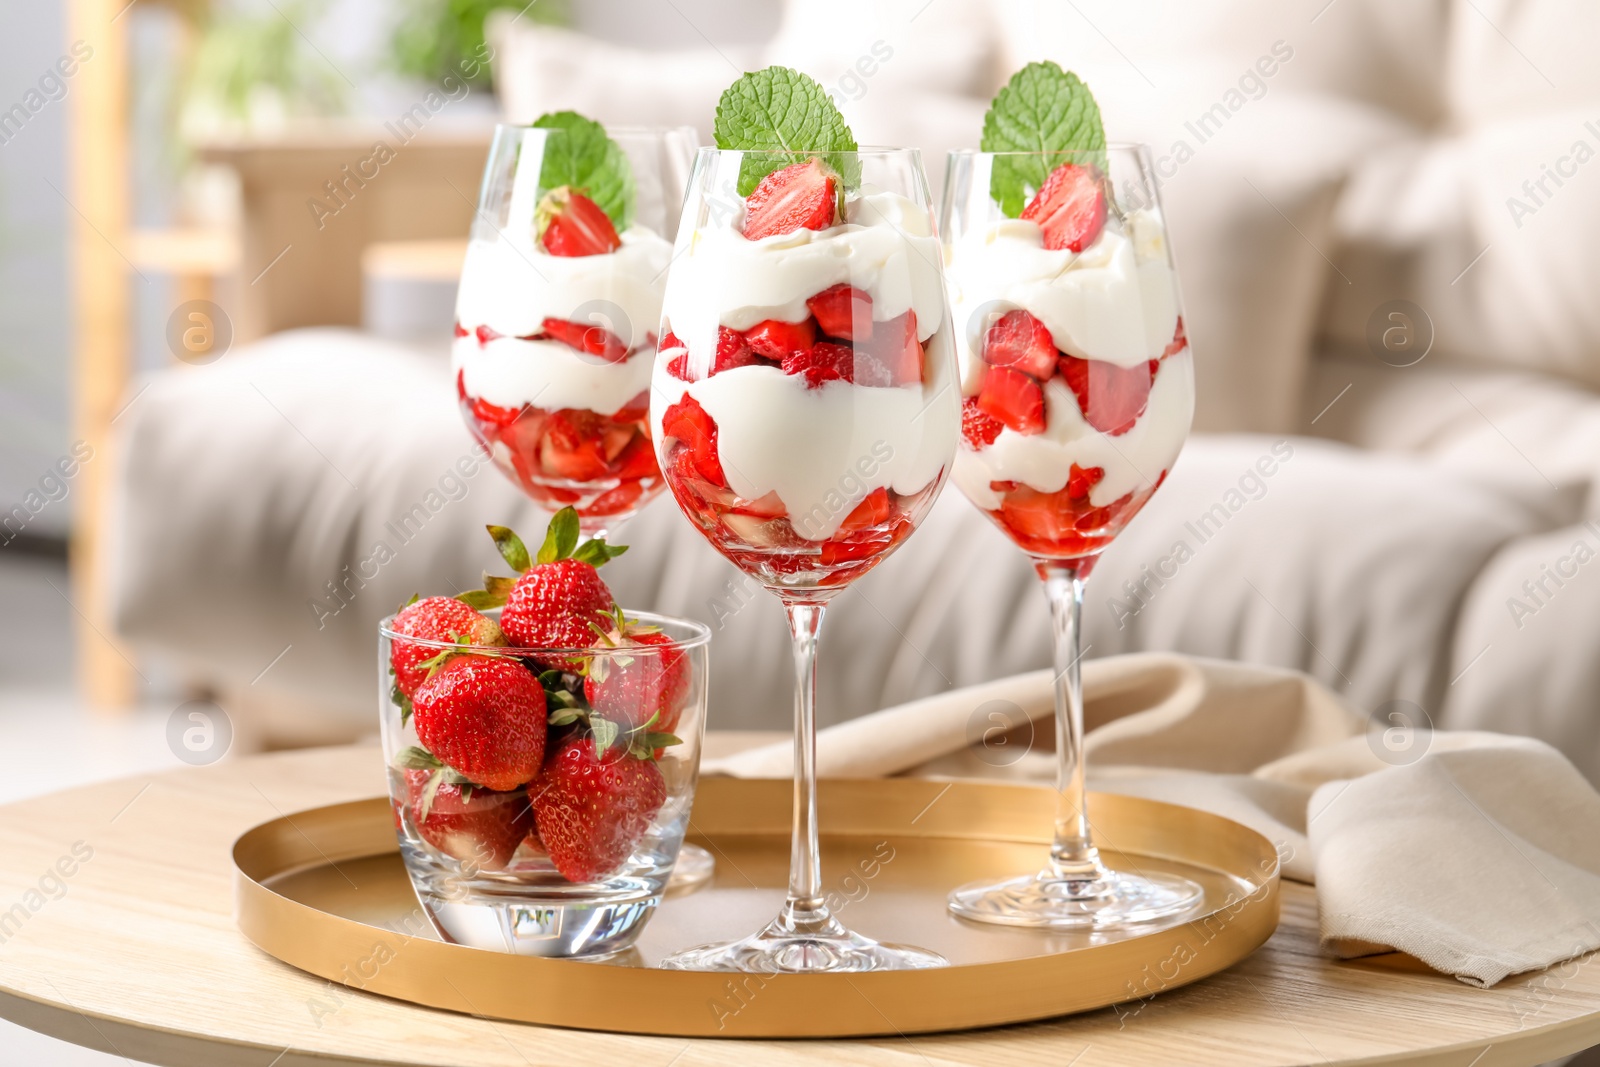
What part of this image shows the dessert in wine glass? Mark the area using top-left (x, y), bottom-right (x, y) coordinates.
top-left (941, 64), bottom-right (1202, 927)
top-left (454, 115), bottom-right (718, 885)
top-left (454, 115), bottom-right (697, 537)
top-left (653, 68), bottom-right (959, 972)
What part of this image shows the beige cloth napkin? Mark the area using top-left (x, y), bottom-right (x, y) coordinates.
top-left (705, 653), bottom-right (1600, 987)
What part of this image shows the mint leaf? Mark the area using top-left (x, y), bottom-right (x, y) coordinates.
top-left (981, 62), bottom-right (1106, 217)
top-left (714, 66), bottom-right (860, 196)
top-left (532, 110), bottom-right (635, 229)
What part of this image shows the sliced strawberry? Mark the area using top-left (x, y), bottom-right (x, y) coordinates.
top-left (730, 490), bottom-right (786, 518)
top-left (540, 411), bottom-right (611, 481)
top-left (588, 480), bottom-right (645, 517)
top-left (961, 396), bottom-right (1004, 449)
top-left (612, 434), bottom-right (660, 480)
top-left (713, 327), bottom-right (759, 375)
top-left (1058, 354), bottom-right (1155, 436)
top-left (538, 186), bottom-right (622, 257)
top-left (745, 318), bottom-right (815, 361)
top-left (782, 341), bottom-right (855, 388)
top-left (976, 366), bottom-right (1046, 435)
top-left (453, 321), bottom-right (470, 339)
top-left (807, 285), bottom-right (873, 341)
top-left (1021, 163), bottom-right (1107, 254)
top-left (475, 324), bottom-right (501, 345)
top-left (837, 487), bottom-right (891, 535)
top-left (742, 159), bottom-right (838, 241)
top-left (1162, 316), bottom-right (1187, 358)
top-left (615, 390), bottom-right (650, 422)
top-left (660, 395), bottom-right (726, 486)
top-left (541, 318), bottom-right (628, 363)
top-left (1066, 463), bottom-right (1105, 500)
top-left (862, 311), bottom-right (922, 386)
top-left (983, 310), bottom-right (1056, 380)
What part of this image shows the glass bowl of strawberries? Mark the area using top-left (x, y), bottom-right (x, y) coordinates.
top-left (378, 509), bottom-right (709, 959)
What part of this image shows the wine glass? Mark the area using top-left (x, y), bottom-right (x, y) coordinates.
top-left (454, 123), bottom-right (719, 886)
top-left (940, 145), bottom-right (1202, 927)
top-left (651, 147), bottom-right (959, 972)
top-left (453, 123), bottom-right (698, 539)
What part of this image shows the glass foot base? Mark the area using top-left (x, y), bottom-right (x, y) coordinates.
top-left (949, 867), bottom-right (1204, 929)
top-left (666, 843), bottom-right (715, 892)
top-left (660, 915), bottom-right (947, 973)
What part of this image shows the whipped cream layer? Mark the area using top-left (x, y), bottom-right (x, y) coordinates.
top-left (454, 336), bottom-right (652, 416)
top-left (953, 350), bottom-right (1194, 510)
top-left (651, 330), bottom-right (957, 541)
top-left (948, 209), bottom-right (1177, 388)
top-left (455, 226), bottom-right (672, 344)
top-left (661, 189), bottom-right (946, 376)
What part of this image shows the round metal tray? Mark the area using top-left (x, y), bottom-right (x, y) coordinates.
top-left (233, 777), bottom-right (1279, 1038)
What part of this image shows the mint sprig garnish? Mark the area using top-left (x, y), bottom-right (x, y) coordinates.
top-left (714, 66), bottom-right (860, 196)
top-left (980, 62), bottom-right (1106, 218)
top-left (532, 110), bottom-right (635, 230)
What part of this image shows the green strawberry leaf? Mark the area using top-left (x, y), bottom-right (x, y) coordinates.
top-left (488, 525), bottom-right (533, 572)
top-left (571, 538), bottom-right (628, 567)
top-left (549, 707), bottom-right (584, 727)
top-left (535, 508), bottom-right (581, 564)
top-left (714, 66), bottom-right (860, 196)
top-left (591, 715), bottom-right (620, 756)
top-left (532, 110), bottom-right (635, 230)
top-left (391, 682), bottom-right (415, 727)
top-left (644, 731), bottom-right (682, 749)
top-left (981, 61), bottom-right (1106, 218)
top-left (456, 587), bottom-right (506, 610)
top-left (482, 573), bottom-right (518, 599)
top-left (419, 769), bottom-right (445, 821)
top-left (394, 745), bottom-right (443, 771)
top-left (403, 593), bottom-right (420, 608)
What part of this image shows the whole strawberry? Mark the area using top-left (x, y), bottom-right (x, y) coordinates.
top-left (389, 596), bottom-right (505, 698)
top-left (584, 609), bottom-right (690, 733)
top-left (399, 763), bottom-right (535, 871)
top-left (411, 654), bottom-right (547, 791)
top-left (528, 737), bottom-right (666, 883)
top-left (461, 508), bottom-right (627, 667)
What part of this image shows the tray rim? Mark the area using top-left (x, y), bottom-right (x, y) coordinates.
top-left (233, 777), bottom-right (1281, 1039)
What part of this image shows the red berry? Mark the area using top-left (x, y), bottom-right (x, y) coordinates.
top-left (528, 738), bottom-right (666, 883)
top-left (807, 284), bottom-right (873, 340)
top-left (961, 396), bottom-right (1004, 449)
top-left (782, 341), bottom-right (855, 388)
top-left (837, 487), bottom-right (892, 535)
top-left (475, 324), bottom-right (501, 344)
top-left (403, 768), bottom-right (535, 871)
top-left (390, 597), bottom-right (505, 698)
top-left (539, 410), bottom-right (612, 481)
top-left (713, 326), bottom-right (759, 374)
top-left (659, 394), bottom-right (725, 486)
top-left (412, 656), bottom-right (547, 792)
top-left (538, 187), bottom-right (622, 257)
top-left (540, 318), bottom-right (628, 363)
top-left (453, 321), bottom-right (469, 338)
top-left (983, 309), bottom-right (1057, 380)
top-left (584, 629), bottom-right (690, 733)
top-left (742, 159), bottom-right (838, 241)
top-left (1021, 163), bottom-right (1107, 253)
top-left (745, 318), bottom-right (815, 361)
top-left (976, 366), bottom-right (1047, 435)
top-left (1066, 463), bottom-right (1105, 500)
top-left (501, 557), bottom-right (617, 653)
top-left (860, 310), bottom-right (923, 386)
top-left (1058, 354), bottom-right (1155, 436)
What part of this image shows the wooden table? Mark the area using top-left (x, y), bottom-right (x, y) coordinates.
top-left (1, 744), bottom-right (1598, 1066)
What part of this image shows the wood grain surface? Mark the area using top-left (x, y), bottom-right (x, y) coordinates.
top-left (0, 744), bottom-right (1597, 1066)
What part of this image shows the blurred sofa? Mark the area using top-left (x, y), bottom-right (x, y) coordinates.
top-left (110, 0), bottom-right (1600, 778)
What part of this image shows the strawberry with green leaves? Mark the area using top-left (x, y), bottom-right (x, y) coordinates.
top-left (410, 653), bottom-right (547, 792)
top-left (389, 595), bottom-right (505, 701)
top-left (583, 606), bottom-right (691, 734)
top-left (528, 736), bottom-right (668, 883)
top-left (461, 508), bottom-right (626, 665)
top-left (981, 60), bottom-right (1107, 241)
top-left (529, 110), bottom-right (634, 258)
top-left (396, 749), bottom-right (535, 871)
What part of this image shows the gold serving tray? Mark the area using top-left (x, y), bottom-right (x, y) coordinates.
top-left (233, 777), bottom-right (1279, 1038)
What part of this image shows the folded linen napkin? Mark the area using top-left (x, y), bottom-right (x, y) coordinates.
top-left (704, 653), bottom-right (1600, 987)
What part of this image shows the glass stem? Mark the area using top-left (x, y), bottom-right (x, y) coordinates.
top-left (1039, 563), bottom-right (1104, 881)
top-left (780, 601), bottom-right (832, 932)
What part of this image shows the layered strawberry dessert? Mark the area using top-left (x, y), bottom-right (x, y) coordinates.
top-left (651, 157), bottom-right (959, 590)
top-left (947, 161), bottom-right (1193, 567)
top-left (454, 172), bottom-right (672, 524)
